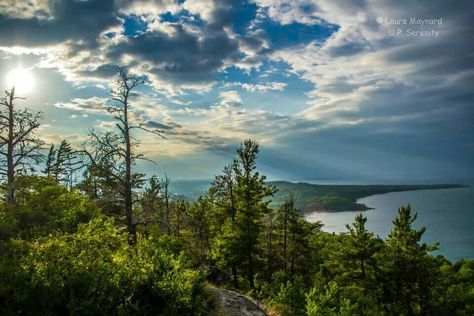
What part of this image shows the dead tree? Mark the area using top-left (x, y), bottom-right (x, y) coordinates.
top-left (86, 68), bottom-right (163, 244)
top-left (0, 88), bottom-right (43, 205)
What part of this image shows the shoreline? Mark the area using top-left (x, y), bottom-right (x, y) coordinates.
top-left (270, 182), bottom-right (467, 213)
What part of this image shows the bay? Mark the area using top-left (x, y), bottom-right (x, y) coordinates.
top-left (306, 184), bottom-right (474, 261)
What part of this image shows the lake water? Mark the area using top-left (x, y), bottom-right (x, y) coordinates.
top-left (306, 185), bottom-right (474, 261)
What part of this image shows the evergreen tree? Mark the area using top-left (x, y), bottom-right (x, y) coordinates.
top-left (381, 204), bottom-right (440, 315)
top-left (137, 176), bottom-right (164, 234)
top-left (342, 214), bottom-right (382, 283)
top-left (170, 198), bottom-right (187, 236)
top-left (233, 139), bottom-right (276, 288)
top-left (184, 197), bottom-right (212, 266)
top-left (275, 195), bottom-right (313, 283)
top-left (209, 162), bottom-right (239, 287)
top-left (44, 140), bottom-right (82, 188)
top-left (43, 144), bottom-right (56, 178)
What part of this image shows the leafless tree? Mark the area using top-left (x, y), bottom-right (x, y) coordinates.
top-left (0, 88), bottom-right (44, 205)
top-left (86, 68), bottom-right (163, 244)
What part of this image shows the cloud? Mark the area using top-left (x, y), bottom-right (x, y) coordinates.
top-left (144, 120), bottom-right (182, 130)
top-left (106, 23), bottom-right (240, 88)
top-left (0, 0), bottom-right (265, 94)
top-left (252, 0), bottom-right (322, 25)
top-left (55, 97), bottom-right (108, 113)
top-left (183, 0), bottom-right (251, 28)
top-left (119, 0), bottom-right (180, 16)
top-left (1, 0), bottom-right (473, 179)
top-left (267, 0), bottom-right (474, 126)
top-left (225, 81), bottom-right (287, 92)
top-left (219, 90), bottom-right (243, 108)
top-left (0, 0), bottom-right (51, 20)
top-left (0, 0), bottom-right (120, 48)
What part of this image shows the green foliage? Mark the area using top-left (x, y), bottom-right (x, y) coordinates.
top-left (267, 278), bottom-right (307, 316)
top-left (380, 205), bottom-right (442, 315)
top-left (1, 175), bottom-right (100, 239)
top-left (44, 140), bottom-right (82, 187)
top-left (306, 281), bottom-right (382, 316)
top-left (232, 139), bottom-right (276, 288)
top-left (1, 139), bottom-right (473, 315)
top-left (274, 196), bottom-right (315, 282)
top-left (182, 196), bottom-right (212, 266)
top-left (209, 139), bottom-right (276, 289)
top-left (306, 214), bottom-right (384, 316)
top-left (1, 217), bottom-right (209, 315)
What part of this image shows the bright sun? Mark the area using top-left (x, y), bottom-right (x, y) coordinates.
top-left (6, 68), bottom-right (35, 94)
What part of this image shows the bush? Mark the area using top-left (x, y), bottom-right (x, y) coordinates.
top-left (3, 176), bottom-right (100, 239)
top-left (266, 278), bottom-right (307, 316)
top-left (1, 217), bottom-right (210, 315)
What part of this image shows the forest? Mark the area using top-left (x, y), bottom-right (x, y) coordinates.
top-left (1, 69), bottom-right (473, 315)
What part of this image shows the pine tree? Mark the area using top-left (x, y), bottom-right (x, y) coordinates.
top-left (44, 140), bottom-right (82, 187)
top-left (185, 197), bottom-right (212, 266)
top-left (233, 139), bottom-right (276, 288)
top-left (275, 195), bottom-right (314, 283)
top-left (138, 176), bottom-right (164, 234)
top-left (381, 204), bottom-right (440, 315)
top-left (43, 144), bottom-right (56, 178)
top-left (209, 139), bottom-right (275, 289)
top-left (343, 213), bottom-right (382, 282)
top-left (84, 68), bottom-right (162, 244)
top-left (209, 162), bottom-right (239, 287)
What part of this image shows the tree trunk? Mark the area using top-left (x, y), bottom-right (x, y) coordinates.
top-left (228, 171), bottom-right (238, 288)
top-left (164, 177), bottom-right (170, 234)
top-left (361, 259), bottom-right (366, 279)
top-left (123, 95), bottom-right (136, 244)
top-left (283, 210), bottom-right (288, 282)
top-left (6, 90), bottom-right (15, 206)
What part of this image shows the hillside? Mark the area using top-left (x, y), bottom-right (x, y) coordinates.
top-left (170, 180), bottom-right (466, 212)
top-left (270, 181), bottom-right (466, 212)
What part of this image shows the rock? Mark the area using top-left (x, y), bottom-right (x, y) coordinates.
top-left (207, 287), bottom-right (268, 316)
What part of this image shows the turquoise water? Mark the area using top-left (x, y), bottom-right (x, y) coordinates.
top-left (306, 185), bottom-right (474, 261)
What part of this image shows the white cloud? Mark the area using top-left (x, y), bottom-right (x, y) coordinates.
top-left (182, 0), bottom-right (214, 21)
top-left (252, 0), bottom-right (323, 25)
top-left (119, 0), bottom-right (180, 16)
top-left (219, 90), bottom-right (243, 108)
top-left (264, 0), bottom-right (473, 126)
top-left (55, 97), bottom-right (108, 113)
top-left (226, 81), bottom-right (287, 93)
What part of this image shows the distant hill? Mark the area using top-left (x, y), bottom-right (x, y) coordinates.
top-left (270, 181), bottom-right (466, 212)
top-left (169, 179), bottom-right (212, 200)
top-left (169, 179), bottom-right (466, 213)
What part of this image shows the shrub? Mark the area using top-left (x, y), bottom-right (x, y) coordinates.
top-left (1, 217), bottom-right (210, 315)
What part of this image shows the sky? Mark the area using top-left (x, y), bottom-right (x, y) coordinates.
top-left (0, 0), bottom-right (473, 181)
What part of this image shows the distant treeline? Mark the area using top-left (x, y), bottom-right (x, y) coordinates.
top-left (270, 181), bottom-right (466, 212)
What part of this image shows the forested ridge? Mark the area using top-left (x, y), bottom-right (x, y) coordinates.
top-left (1, 70), bottom-right (473, 315)
top-left (161, 180), bottom-right (465, 213)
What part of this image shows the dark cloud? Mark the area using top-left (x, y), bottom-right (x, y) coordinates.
top-left (78, 64), bottom-right (120, 79)
top-left (107, 25), bottom-right (240, 84)
top-left (145, 120), bottom-right (182, 130)
top-left (0, 0), bottom-right (267, 87)
top-left (0, 0), bottom-right (120, 48)
top-left (198, 0), bottom-right (256, 30)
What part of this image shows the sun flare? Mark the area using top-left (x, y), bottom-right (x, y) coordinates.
top-left (6, 67), bottom-right (35, 94)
